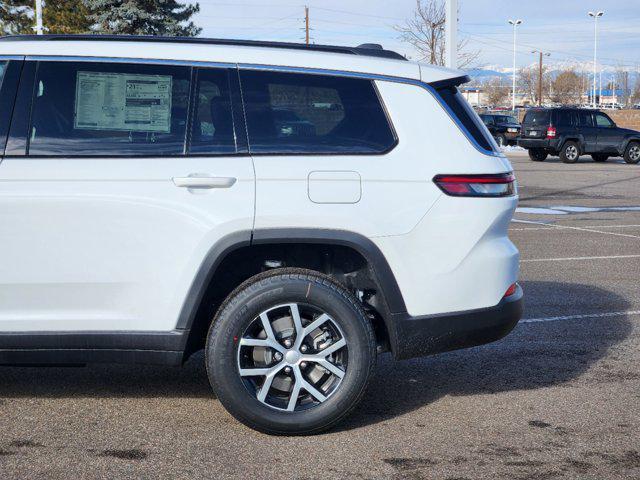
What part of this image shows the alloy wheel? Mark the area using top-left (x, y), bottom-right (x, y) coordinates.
top-left (236, 303), bottom-right (348, 412)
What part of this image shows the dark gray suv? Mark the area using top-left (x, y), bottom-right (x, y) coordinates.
top-left (518, 108), bottom-right (640, 164)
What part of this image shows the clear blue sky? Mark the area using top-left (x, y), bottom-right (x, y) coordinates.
top-left (194, 0), bottom-right (640, 69)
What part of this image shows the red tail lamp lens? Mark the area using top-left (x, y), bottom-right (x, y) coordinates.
top-left (433, 173), bottom-right (516, 197)
top-left (504, 283), bottom-right (518, 298)
top-left (546, 126), bottom-right (557, 138)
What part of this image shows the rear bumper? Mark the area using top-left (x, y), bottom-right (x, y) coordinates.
top-left (518, 138), bottom-right (557, 150)
top-left (391, 284), bottom-right (523, 360)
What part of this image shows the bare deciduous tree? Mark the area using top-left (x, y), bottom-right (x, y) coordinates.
top-left (483, 77), bottom-right (509, 106)
top-left (396, 0), bottom-right (479, 68)
top-left (518, 65), bottom-right (550, 105)
top-left (552, 69), bottom-right (582, 104)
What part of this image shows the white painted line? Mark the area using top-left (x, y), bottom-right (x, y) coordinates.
top-left (511, 218), bottom-right (640, 239)
top-left (516, 207), bottom-right (568, 215)
top-left (510, 224), bottom-right (640, 231)
top-left (521, 310), bottom-right (640, 324)
top-left (522, 254), bottom-right (640, 263)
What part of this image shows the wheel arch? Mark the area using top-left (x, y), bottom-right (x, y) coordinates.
top-left (178, 229), bottom-right (407, 361)
top-left (621, 136), bottom-right (640, 153)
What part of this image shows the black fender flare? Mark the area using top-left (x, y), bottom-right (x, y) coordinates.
top-left (176, 228), bottom-right (408, 354)
top-left (558, 135), bottom-right (583, 154)
top-left (621, 135), bottom-right (640, 155)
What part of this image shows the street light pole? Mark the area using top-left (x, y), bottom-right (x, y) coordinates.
top-left (34, 0), bottom-right (44, 35)
top-left (445, 0), bottom-right (458, 68)
top-left (508, 19), bottom-right (523, 112)
top-left (588, 11), bottom-right (604, 108)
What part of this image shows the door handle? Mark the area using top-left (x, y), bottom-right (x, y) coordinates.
top-left (172, 176), bottom-right (237, 189)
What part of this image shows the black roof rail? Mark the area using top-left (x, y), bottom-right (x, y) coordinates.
top-left (0, 34), bottom-right (407, 61)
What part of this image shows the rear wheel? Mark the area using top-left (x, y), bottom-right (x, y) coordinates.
top-left (592, 154), bottom-right (609, 162)
top-left (528, 149), bottom-right (548, 162)
top-left (624, 142), bottom-right (640, 164)
top-left (560, 141), bottom-right (580, 163)
top-left (206, 269), bottom-right (376, 435)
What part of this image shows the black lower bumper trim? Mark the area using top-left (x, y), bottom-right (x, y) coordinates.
top-left (391, 286), bottom-right (523, 360)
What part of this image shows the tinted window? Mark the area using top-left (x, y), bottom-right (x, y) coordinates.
top-left (481, 115), bottom-right (494, 126)
top-left (595, 112), bottom-right (614, 127)
top-left (523, 110), bottom-right (550, 126)
top-left (577, 111), bottom-right (593, 127)
top-left (28, 61), bottom-right (191, 156)
top-left (437, 86), bottom-right (494, 151)
top-left (495, 115), bottom-right (518, 125)
top-left (240, 70), bottom-right (396, 154)
top-left (556, 110), bottom-right (574, 127)
top-left (189, 68), bottom-right (236, 154)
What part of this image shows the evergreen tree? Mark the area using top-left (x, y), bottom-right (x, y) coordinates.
top-left (0, 0), bottom-right (32, 35)
top-left (86, 0), bottom-right (201, 36)
top-left (43, 0), bottom-right (92, 34)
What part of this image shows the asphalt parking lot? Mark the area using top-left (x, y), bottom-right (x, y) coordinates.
top-left (1, 150), bottom-right (639, 480)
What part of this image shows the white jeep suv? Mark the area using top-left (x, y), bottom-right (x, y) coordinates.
top-left (0, 35), bottom-right (522, 434)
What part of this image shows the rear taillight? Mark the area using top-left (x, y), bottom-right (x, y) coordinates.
top-left (546, 126), bottom-right (556, 138)
top-left (433, 173), bottom-right (516, 197)
top-left (503, 283), bottom-right (518, 298)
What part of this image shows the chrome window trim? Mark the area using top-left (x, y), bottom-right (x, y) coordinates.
top-left (19, 55), bottom-right (501, 158)
top-left (0, 55), bottom-right (25, 60)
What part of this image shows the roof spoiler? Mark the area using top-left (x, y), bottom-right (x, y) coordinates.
top-left (429, 75), bottom-right (471, 90)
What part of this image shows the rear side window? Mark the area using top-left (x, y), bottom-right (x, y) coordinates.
top-left (239, 70), bottom-right (396, 154)
top-left (577, 111), bottom-right (593, 127)
top-left (523, 110), bottom-right (550, 126)
top-left (28, 61), bottom-right (192, 156)
top-left (435, 86), bottom-right (494, 152)
top-left (555, 110), bottom-right (574, 127)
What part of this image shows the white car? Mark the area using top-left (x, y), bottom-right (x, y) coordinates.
top-left (0, 35), bottom-right (522, 434)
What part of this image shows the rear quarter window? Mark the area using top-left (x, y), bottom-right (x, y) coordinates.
top-left (435, 86), bottom-right (495, 152)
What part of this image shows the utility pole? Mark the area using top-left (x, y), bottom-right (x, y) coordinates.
top-left (445, 0), bottom-right (457, 68)
top-left (34, 0), bottom-right (44, 35)
top-left (508, 19), bottom-right (523, 112)
top-left (532, 50), bottom-right (550, 106)
top-left (304, 6), bottom-right (310, 46)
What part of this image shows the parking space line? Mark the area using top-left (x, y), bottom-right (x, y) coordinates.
top-left (522, 254), bottom-right (640, 262)
top-left (521, 310), bottom-right (640, 324)
top-left (510, 224), bottom-right (640, 231)
top-left (511, 219), bottom-right (640, 239)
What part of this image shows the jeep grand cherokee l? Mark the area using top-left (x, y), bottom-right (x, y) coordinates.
top-left (0, 35), bottom-right (522, 435)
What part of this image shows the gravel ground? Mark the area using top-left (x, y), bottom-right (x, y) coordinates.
top-left (1, 151), bottom-right (639, 479)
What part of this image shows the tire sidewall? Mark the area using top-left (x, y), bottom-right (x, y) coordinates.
top-left (625, 142), bottom-right (640, 164)
top-left (206, 273), bottom-right (374, 434)
top-left (561, 141), bottom-right (579, 163)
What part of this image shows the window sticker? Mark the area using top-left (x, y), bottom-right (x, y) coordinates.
top-left (74, 72), bottom-right (172, 133)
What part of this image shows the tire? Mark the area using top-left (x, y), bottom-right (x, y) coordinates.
top-left (528, 149), bottom-right (547, 162)
top-left (623, 142), bottom-right (640, 164)
top-left (495, 134), bottom-right (506, 147)
top-left (206, 268), bottom-right (377, 435)
top-left (560, 141), bottom-right (580, 163)
top-left (592, 154), bottom-right (608, 162)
